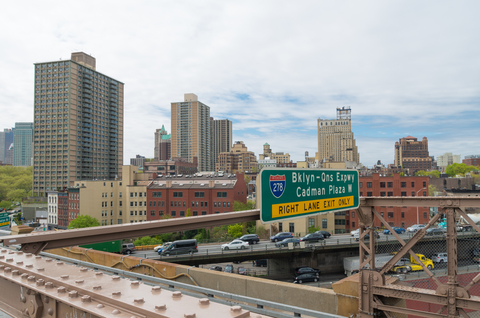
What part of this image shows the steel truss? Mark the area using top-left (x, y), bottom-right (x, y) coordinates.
top-left (357, 197), bottom-right (480, 318)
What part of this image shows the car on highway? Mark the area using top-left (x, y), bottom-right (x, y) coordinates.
top-left (407, 224), bottom-right (426, 233)
top-left (299, 233), bottom-right (324, 243)
top-left (209, 265), bottom-right (222, 271)
top-left (237, 267), bottom-right (247, 275)
top-left (425, 228), bottom-right (445, 236)
top-left (154, 242), bottom-right (172, 253)
top-left (431, 253), bottom-right (448, 263)
top-left (293, 273), bottom-right (319, 284)
top-left (224, 264), bottom-right (234, 273)
top-left (221, 240), bottom-right (249, 250)
top-left (294, 266), bottom-right (320, 276)
top-left (275, 238), bottom-right (300, 247)
top-left (350, 229), bottom-right (360, 236)
top-left (270, 232), bottom-right (293, 242)
top-left (315, 230), bottom-right (331, 238)
top-left (383, 227), bottom-right (406, 235)
top-left (238, 234), bottom-right (260, 245)
top-left (354, 232), bottom-right (380, 241)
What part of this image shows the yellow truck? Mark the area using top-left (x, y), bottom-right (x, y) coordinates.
top-left (391, 253), bottom-right (434, 274)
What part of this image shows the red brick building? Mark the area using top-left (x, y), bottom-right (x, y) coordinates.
top-left (463, 155), bottom-right (480, 167)
top-left (146, 173), bottom-right (247, 220)
top-left (346, 173), bottom-right (429, 230)
top-left (67, 188), bottom-right (80, 227)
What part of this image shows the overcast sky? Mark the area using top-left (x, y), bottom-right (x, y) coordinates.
top-left (1, 1), bottom-right (479, 167)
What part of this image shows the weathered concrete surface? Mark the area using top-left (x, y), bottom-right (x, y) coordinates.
top-left (47, 247), bottom-right (343, 315)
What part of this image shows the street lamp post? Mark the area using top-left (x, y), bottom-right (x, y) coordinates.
top-left (416, 187), bottom-right (427, 224)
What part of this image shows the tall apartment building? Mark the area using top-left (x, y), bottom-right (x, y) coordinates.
top-left (258, 142), bottom-right (291, 164)
top-left (210, 118), bottom-right (232, 170)
top-left (13, 122), bottom-right (33, 167)
top-left (0, 128), bottom-right (14, 164)
top-left (216, 141), bottom-right (258, 173)
top-left (171, 93), bottom-right (211, 172)
top-left (394, 136), bottom-right (432, 172)
top-left (33, 52), bottom-right (124, 196)
top-left (154, 125), bottom-right (171, 160)
top-left (317, 107), bottom-right (360, 164)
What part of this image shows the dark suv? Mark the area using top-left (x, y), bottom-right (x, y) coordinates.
top-left (238, 234), bottom-right (260, 245)
top-left (315, 230), bottom-right (331, 238)
top-left (270, 232), bottom-right (293, 242)
top-left (294, 266), bottom-right (320, 276)
top-left (299, 233), bottom-right (324, 243)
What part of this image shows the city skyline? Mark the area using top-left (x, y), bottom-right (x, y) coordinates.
top-left (1, 1), bottom-right (479, 168)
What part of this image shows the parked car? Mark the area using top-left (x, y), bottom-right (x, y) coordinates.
top-left (354, 232), bottom-right (380, 241)
top-left (238, 234), bottom-right (260, 245)
top-left (221, 240), bottom-right (249, 250)
top-left (407, 224), bottom-right (426, 233)
top-left (315, 230), bottom-right (331, 238)
top-left (431, 253), bottom-right (448, 263)
top-left (209, 265), bottom-right (222, 271)
top-left (270, 232), bottom-right (293, 242)
top-left (275, 238), bottom-right (300, 247)
top-left (294, 266), bottom-right (320, 276)
top-left (253, 259), bottom-right (267, 267)
top-left (383, 227), bottom-right (406, 235)
top-left (293, 273), bottom-right (319, 284)
top-left (154, 242), bottom-right (172, 253)
top-left (237, 267), bottom-right (247, 275)
top-left (350, 229), bottom-right (360, 236)
top-left (299, 233), bottom-right (324, 243)
top-left (224, 264), bottom-right (234, 273)
top-left (426, 228), bottom-right (445, 236)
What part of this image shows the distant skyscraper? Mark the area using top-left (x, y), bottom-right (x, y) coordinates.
top-left (317, 107), bottom-right (360, 164)
top-left (0, 128), bottom-right (14, 164)
top-left (130, 154), bottom-right (145, 168)
top-left (171, 94), bottom-right (211, 171)
top-left (394, 136), bottom-right (432, 172)
top-left (33, 52), bottom-right (124, 196)
top-left (154, 125), bottom-right (171, 160)
top-left (210, 118), bottom-right (232, 170)
top-left (13, 122), bottom-right (33, 167)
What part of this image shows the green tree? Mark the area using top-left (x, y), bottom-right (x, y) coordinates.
top-left (0, 166), bottom-right (32, 202)
top-left (233, 200), bottom-right (255, 211)
top-left (228, 223), bottom-right (243, 238)
top-left (429, 184), bottom-right (438, 196)
top-left (415, 170), bottom-right (440, 178)
top-left (133, 236), bottom-right (162, 246)
top-left (67, 215), bottom-right (100, 229)
top-left (186, 208), bottom-right (191, 217)
top-left (308, 225), bottom-right (320, 233)
top-left (446, 163), bottom-right (479, 177)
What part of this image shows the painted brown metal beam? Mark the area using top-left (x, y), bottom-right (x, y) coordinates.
top-left (1, 209), bottom-right (260, 254)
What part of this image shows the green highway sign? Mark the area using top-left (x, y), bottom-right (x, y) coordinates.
top-left (257, 168), bottom-right (359, 224)
top-left (0, 212), bottom-right (9, 228)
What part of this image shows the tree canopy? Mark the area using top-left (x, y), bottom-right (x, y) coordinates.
top-left (415, 170), bottom-right (440, 178)
top-left (445, 163), bottom-right (478, 177)
top-left (67, 215), bottom-right (100, 229)
top-left (0, 166), bottom-right (32, 206)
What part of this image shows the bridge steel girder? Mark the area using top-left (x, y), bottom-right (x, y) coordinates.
top-left (2, 210), bottom-right (260, 254)
top-left (0, 248), bottom-right (272, 318)
top-left (357, 196), bottom-right (480, 318)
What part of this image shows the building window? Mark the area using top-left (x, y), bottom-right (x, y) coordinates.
top-left (411, 182), bottom-right (415, 188)
top-left (352, 221), bottom-right (355, 228)
top-left (381, 212), bottom-right (384, 217)
top-left (401, 212), bottom-right (405, 218)
top-left (423, 181), bottom-right (427, 187)
top-left (401, 182), bottom-right (406, 188)
top-left (367, 192), bottom-right (372, 197)
top-left (387, 192), bottom-right (393, 197)
top-left (367, 182), bottom-right (372, 188)
top-left (193, 211), bottom-right (198, 216)
top-left (171, 211), bottom-right (176, 216)
top-left (380, 192), bottom-right (385, 197)
top-left (360, 182), bottom-right (363, 188)
top-left (380, 182), bottom-right (385, 188)
top-left (308, 218), bottom-right (315, 228)
top-left (423, 191), bottom-right (427, 196)
top-left (352, 211), bottom-right (355, 218)
top-left (180, 211), bottom-right (185, 217)
top-left (424, 212), bottom-right (427, 219)
top-left (289, 223), bottom-right (295, 233)
top-left (401, 192), bottom-right (406, 197)
top-left (322, 219), bottom-right (327, 229)
top-left (387, 182), bottom-right (393, 188)
top-left (278, 223), bottom-right (283, 232)
top-left (150, 211), bottom-right (155, 216)
top-left (201, 211), bottom-right (206, 215)
top-left (388, 212), bottom-right (393, 218)
top-left (412, 192), bottom-right (415, 197)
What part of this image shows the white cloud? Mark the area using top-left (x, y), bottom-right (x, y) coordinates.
top-left (1, 0), bottom-right (479, 168)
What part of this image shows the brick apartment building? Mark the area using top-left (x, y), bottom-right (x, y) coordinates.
top-left (146, 173), bottom-right (247, 220)
top-left (346, 173), bottom-right (430, 230)
top-left (463, 155), bottom-right (480, 167)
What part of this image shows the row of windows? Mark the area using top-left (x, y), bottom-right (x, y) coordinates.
top-left (151, 191), bottom-right (224, 198)
top-left (129, 210), bottom-right (145, 216)
top-left (360, 191), bottom-right (426, 197)
top-left (361, 181), bottom-right (427, 188)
